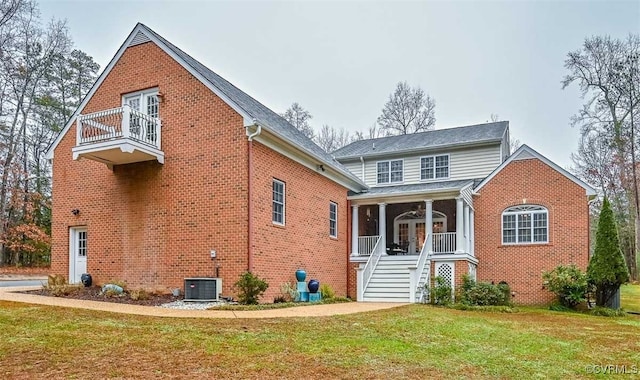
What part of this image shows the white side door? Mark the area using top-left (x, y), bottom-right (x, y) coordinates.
top-left (69, 228), bottom-right (87, 284)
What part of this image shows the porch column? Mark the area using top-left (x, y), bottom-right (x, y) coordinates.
top-left (425, 199), bottom-right (433, 254)
top-left (464, 203), bottom-right (470, 254)
top-left (351, 205), bottom-right (359, 255)
top-left (378, 203), bottom-right (387, 254)
top-left (469, 208), bottom-right (475, 256)
top-left (455, 196), bottom-right (465, 253)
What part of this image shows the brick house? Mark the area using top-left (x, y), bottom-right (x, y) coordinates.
top-left (46, 24), bottom-right (595, 305)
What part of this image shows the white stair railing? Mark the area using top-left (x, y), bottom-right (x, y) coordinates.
top-left (410, 233), bottom-right (431, 303)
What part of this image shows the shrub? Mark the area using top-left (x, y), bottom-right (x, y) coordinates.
top-left (320, 283), bottom-right (335, 300)
top-left (44, 275), bottom-right (82, 297)
top-left (234, 272), bottom-right (269, 305)
top-left (588, 198), bottom-right (629, 307)
top-left (542, 264), bottom-right (589, 309)
top-left (429, 276), bottom-right (452, 306)
top-left (129, 289), bottom-right (150, 301)
top-left (458, 275), bottom-right (511, 306)
top-left (279, 281), bottom-right (298, 302)
top-left (273, 296), bottom-right (288, 303)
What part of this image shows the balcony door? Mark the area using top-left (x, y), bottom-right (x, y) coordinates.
top-left (123, 90), bottom-right (159, 142)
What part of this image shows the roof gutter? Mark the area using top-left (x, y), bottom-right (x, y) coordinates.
top-left (255, 122), bottom-right (366, 191)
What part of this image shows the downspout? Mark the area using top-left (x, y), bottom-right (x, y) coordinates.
top-left (246, 123), bottom-right (262, 272)
top-left (360, 156), bottom-right (365, 179)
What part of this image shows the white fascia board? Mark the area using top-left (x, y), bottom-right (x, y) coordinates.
top-left (474, 144), bottom-right (597, 197)
top-left (253, 132), bottom-right (365, 192)
top-left (347, 185), bottom-right (471, 203)
top-left (45, 24), bottom-right (255, 160)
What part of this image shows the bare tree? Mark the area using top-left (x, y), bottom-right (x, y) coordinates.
top-left (377, 81), bottom-right (436, 135)
top-left (281, 102), bottom-right (314, 139)
top-left (564, 34), bottom-right (640, 279)
top-left (0, 0), bottom-right (22, 28)
top-left (510, 137), bottom-right (521, 154)
top-left (314, 125), bottom-right (351, 153)
top-left (0, 0), bottom-right (99, 266)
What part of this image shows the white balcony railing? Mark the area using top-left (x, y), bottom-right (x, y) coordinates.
top-left (432, 232), bottom-right (456, 254)
top-left (76, 105), bottom-right (161, 150)
top-left (358, 235), bottom-right (380, 256)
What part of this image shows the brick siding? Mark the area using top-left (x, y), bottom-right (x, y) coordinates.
top-left (474, 158), bottom-right (590, 305)
top-left (51, 41), bottom-right (350, 300)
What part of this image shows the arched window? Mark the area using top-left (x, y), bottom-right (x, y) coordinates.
top-left (502, 205), bottom-right (548, 244)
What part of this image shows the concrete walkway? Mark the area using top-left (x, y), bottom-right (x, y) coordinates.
top-left (0, 285), bottom-right (408, 319)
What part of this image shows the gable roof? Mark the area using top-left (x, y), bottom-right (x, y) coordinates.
top-left (332, 121), bottom-right (508, 159)
top-left (474, 144), bottom-right (597, 197)
top-left (45, 23), bottom-right (366, 190)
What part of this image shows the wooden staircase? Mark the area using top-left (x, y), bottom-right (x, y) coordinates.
top-left (362, 255), bottom-right (430, 302)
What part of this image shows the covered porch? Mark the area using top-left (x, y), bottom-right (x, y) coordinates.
top-left (349, 181), bottom-right (478, 303)
top-left (350, 183), bottom-right (476, 258)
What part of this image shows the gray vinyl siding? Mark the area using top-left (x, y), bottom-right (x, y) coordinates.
top-left (348, 145), bottom-right (502, 186)
top-left (342, 161), bottom-right (362, 180)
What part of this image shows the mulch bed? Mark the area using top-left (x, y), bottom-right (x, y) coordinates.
top-left (26, 286), bottom-right (180, 307)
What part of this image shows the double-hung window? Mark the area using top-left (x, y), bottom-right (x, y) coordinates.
top-left (272, 179), bottom-right (285, 225)
top-left (123, 89), bottom-right (159, 142)
top-left (377, 160), bottom-right (403, 184)
top-left (421, 155), bottom-right (449, 180)
top-left (329, 202), bottom-right (338, 238)
top-left (502, 205), bottom-right (548, 244)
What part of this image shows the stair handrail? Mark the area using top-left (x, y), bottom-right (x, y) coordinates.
top-left (362, 235), bottom-right (384, 291)
top-left (414, 233), bottom-right (431, 303)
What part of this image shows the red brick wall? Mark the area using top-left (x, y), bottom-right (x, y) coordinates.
top-left (474, 158), bottom-right (590, 305)
top-left (51, 41), bottom-right (351, 301)
top-left (251, 142), bottom-right (350, 302)
top-left (51, 42), bottom-right (249, 294)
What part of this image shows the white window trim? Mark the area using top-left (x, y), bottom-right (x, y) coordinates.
top-left (376, 159), bottom-right (404, 185)
top-left (329, 201), bottom-right (338, 238)
top-left (501, 205), bottom-right (548, 245)
top-left (122, 88), bottom-right (159, 116)
top-left (272, 179), bottom-right (286, 226)
top-left (420, 154), bottom-right (450, 181)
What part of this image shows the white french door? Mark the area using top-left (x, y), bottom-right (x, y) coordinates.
top-left (69, 227), bottom-right (87, 284)
top-left (396, 221), bottom-right (426, 254)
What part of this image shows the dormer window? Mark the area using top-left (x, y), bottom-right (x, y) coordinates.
top-left (377, 160), bottom-right (403, 184)
top-left (421, 155), bottom-right (449, 180)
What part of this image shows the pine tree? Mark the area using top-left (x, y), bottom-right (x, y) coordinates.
top-left (587, 198), bottom-right (630, 307)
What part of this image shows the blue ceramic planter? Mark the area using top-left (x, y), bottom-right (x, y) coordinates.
top-left (295, 269), bottom-right (306, 282)
top-left (308, 279), bottom-right (320, 293)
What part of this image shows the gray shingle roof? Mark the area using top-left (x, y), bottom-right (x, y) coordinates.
top-left (348, 180), bottom-right (475, 198)
top-left (333, 121), bottom-right (508, 159)
top-left (140, 24), bottom-right (365, 188)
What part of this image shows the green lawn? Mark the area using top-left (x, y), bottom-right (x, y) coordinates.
top-left (1, 298), bottom-right (639, 379)
top-left (622, 283), bottom-right (640, 312)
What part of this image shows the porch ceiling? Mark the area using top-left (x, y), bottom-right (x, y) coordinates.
top-left (348, 179), bottom-right (475, 204)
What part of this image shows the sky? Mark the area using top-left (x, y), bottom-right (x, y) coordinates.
top-left (38, 0), bottom-right (640, 169)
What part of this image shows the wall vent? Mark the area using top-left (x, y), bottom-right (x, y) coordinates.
top-left (129, 31), bottom-right (151, 47)
top-left (184, 278), bottom-right (221, 301)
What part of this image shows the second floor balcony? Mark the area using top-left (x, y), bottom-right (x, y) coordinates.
top-left (71, 105), bottom-right (164, 167)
